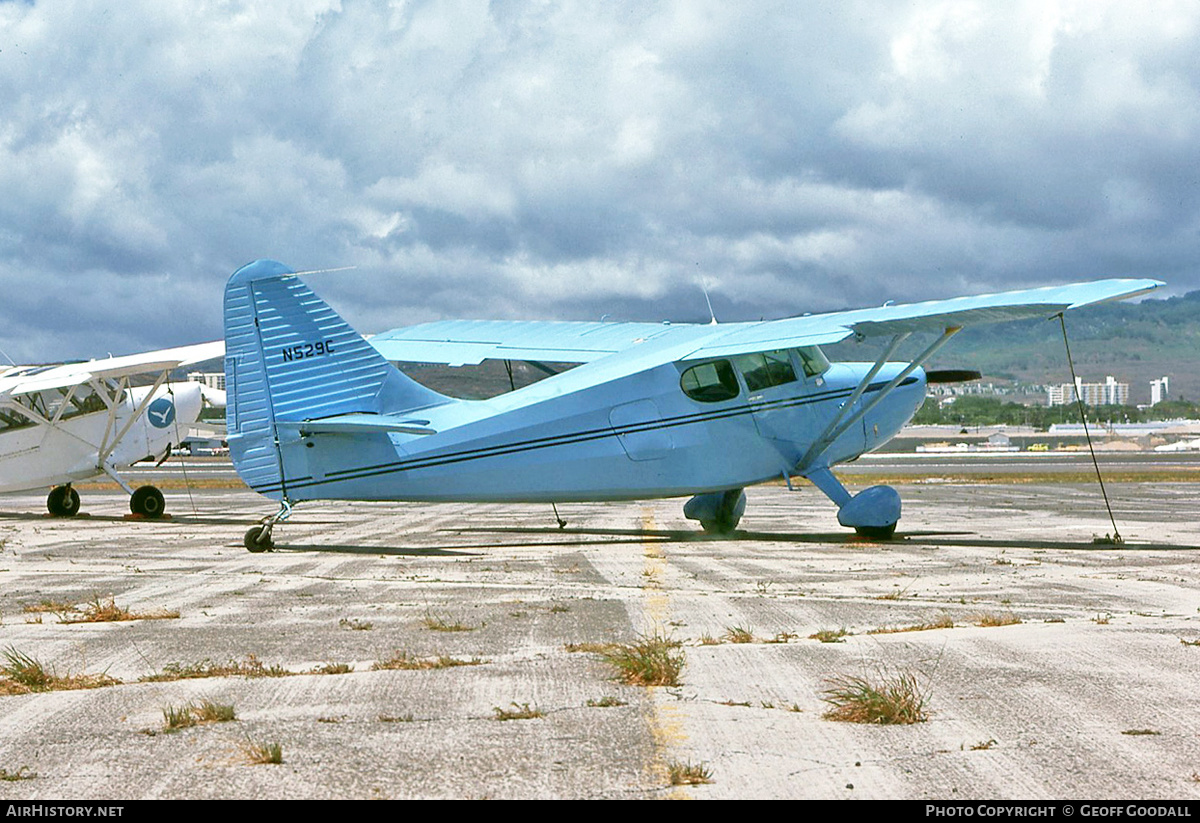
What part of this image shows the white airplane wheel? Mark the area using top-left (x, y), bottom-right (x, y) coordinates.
top-left (130, 486), bottom-right (165, 519)
top-left (47, 486), bottom-right (80, 517)
top-left (244, 526), bottom-right (273, 553)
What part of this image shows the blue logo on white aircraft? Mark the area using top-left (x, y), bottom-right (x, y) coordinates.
top-left (147, 397), bottom-right (176, 429)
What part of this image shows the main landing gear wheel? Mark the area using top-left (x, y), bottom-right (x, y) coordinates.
top-left (854, 523), bottom-right (897, 540)
top-left (244, 525), bottom-right (274, 553)
top-left (47, 485), bottom-right (81, 517)
top-left (130, 485), bottom-right (166, 519)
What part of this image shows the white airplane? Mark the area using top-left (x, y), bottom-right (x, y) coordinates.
top-left (0, 342), bottom-right (224, 517)
top-left (222, 260), bottom-right (1161, 551)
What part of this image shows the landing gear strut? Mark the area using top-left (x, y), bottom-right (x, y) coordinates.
top-left (47, 485), bottom-right (81, 517)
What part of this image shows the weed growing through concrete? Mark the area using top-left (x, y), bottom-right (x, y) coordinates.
top-left (162, 700), bottom-right (237, 732)
top-left (371, 651), bottom-right (483, 670)
top-left (140, 656), bottom-right (294, 682)
top-left (809, 628), bottom-right (849, 643)
top-left (1181, 638), bottom-right (1200, 647)
top-left (564, 642), bottom-right (618, 654)
top-left (0, 767), bottom-right (36, 782)
top-left (821, 672), bottom-right (929, 724)
top-left (868, 615), bottom-right (954, 635)
top-left (973, 613), bottom-right (1022, 628)
top-left (668, 760), bottom-right (713, 785)
top-left (0, 646), bottom-right (119, 693)
top-left (421, 611), bottom-right (476, 632)
top-left (698, 633), bottom-right (721, 646)
top-left (60, 596), bottom-right (178, 624)
top-left (493, 702), bottom-right (543, 721)
top-left (338, 618), bottom-right (373, 631)
top-left (765, 631), bottom-right (799, 644)
top-left (1121, 729), bottom-right (1161, 736)
top-left (586, 696), bottom-right (627, 707)
top-left (722, 626), bottom-right (755, 644)
top-left (601, 633), bottom-right (685, 687)
top-left (311, 662), bottom-right (353, 675)
top-left (241, 738), bottom-right (283, 765)
top-left (378, 713), bottom-right (416, 723)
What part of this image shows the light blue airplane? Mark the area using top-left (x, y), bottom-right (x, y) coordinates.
top-left (223, 260), bottom-right (1161, 551)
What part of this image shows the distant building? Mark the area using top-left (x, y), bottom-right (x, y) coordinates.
top-left (1047, 376), bottom-right (1129, 407)
top-left (187, 371), bottom-right (225, 391)
top-left (1150, 376), bottom-right (1169, 406)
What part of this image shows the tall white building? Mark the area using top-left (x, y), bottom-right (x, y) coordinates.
top-left (1150, 376), bottom-right (1169, 406)
top-left (1047, 376), bottom-right (1129, 407)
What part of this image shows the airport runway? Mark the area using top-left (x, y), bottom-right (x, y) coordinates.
top-left (0, 480), bottom-right (1198, 799)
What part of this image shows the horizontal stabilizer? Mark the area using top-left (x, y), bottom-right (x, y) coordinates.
top-left (277, 414), bottom-right (437, 436)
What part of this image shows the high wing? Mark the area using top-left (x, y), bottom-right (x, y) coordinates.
top-left (0, 341), bottom-right (225, 400)
top-left (370, 279), bottom-right (1162, 366)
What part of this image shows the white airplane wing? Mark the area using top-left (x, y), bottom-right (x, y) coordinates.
top-left (369, 279), bottom-right (1162, 366)
top-left (0, 341), bottom-right (225, 399)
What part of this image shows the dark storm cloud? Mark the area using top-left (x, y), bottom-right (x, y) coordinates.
top-left (0, 0), bottom-right (1197, 362)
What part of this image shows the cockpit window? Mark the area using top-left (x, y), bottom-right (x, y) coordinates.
top-left (796, 346), bottom-right (831, 378)
top-left (680, 360), bottom-right (741, 403)
top-left (733, 350), bottom-right (797, 392)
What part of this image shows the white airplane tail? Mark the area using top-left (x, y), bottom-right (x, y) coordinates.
top-left (223, 259), bottom-right (447, 498)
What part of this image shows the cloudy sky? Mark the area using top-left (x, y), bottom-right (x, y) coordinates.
top-left (1, 0), bottom-right (1197, 362)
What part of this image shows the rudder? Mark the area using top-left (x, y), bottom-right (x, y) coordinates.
top-left (223, 259), bottom-right (447, 498)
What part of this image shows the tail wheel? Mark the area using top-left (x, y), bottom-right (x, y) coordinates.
top-left (47, 485), bottom-right (81, 517)
top-left (130, 486), bottom-right (166, 519)
top-left (244, 525), bottom-right (273, 553)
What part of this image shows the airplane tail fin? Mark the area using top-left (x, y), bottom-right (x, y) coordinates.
top-left (223, 259), bottom-right (448, 498)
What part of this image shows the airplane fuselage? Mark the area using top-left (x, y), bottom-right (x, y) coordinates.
top-left (0, 382), bottom-right (203, 493)
top-left (254, 356), bottom-right (925, 504)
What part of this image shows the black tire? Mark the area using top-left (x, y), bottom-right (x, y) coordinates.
top-left (244, 525), bottom-right (272, 553)
top-left (47, 486), bottom-right (80, 517)
top-left (855, 523), bottom-right (897, 540)
top-left (130, 486), bottom-right (166, 519)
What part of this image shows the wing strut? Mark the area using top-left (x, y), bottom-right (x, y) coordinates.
top-left (797, 326), bottom-right (961, 472)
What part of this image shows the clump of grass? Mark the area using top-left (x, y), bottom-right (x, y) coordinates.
top-left (564, 641), bottom-right (618, 654)
top-left (586, 696), bottom-right (627, 708)
top-left (601, 633), bottom-right (685, 687)
top-left (371, 651), bottom-right (483, 671)
top-left (765, 631), bottom-right (798, 644)
top-left (241, 738), bottom-right (283, 765)
top-left (379, 712), bottom-right (416, 723)
top-left (548, 604), bottom-right (570, 614)
top-left (23, 599), bottom-right (75, 615)
top-left (493, 702), bottom-right (543, 721)
top-left (1121, 728), bottom-right (1160, 736)
top-left (162, 704), bottom-right (197, 732)
top-left (421, 611), bottom-right (475, 632)
top-left (0, 766), bottom-right (36, 782)
top-left (969, 738), bottom-right (998, 750)
top-left (0, 646), bottom-right (119, 693)
top-left (140, 656), bottom-right (294, 682)
top-left (698, 633), bottom-right (721, 646)
top-left (60, 596), bottom-right (179, 624)
top-left (668, 760), bottom-right (713, 785)
top-left (162, 699), bottom-right (237, 732)
top-left (868, 615), bottom-right (954, 635)
top-left (1092, 614), bottom-right (1111, 625)
top-left (1180, 638), bottom-right (1200, 647)
top-left (809, 628), bottom-right (849, 643)
top-left (973, 613), bottom-right (1022, 628)
top-left (311, 662), bottom-right (353, 675)
top-left (194, 699), bottom-right (236, 723)
top-left (339, 618), bottom-right (373, 631)
top-left (722, 626), bottom-right (754, 644)
top-left (821, 672), bottom-right (929, 725)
